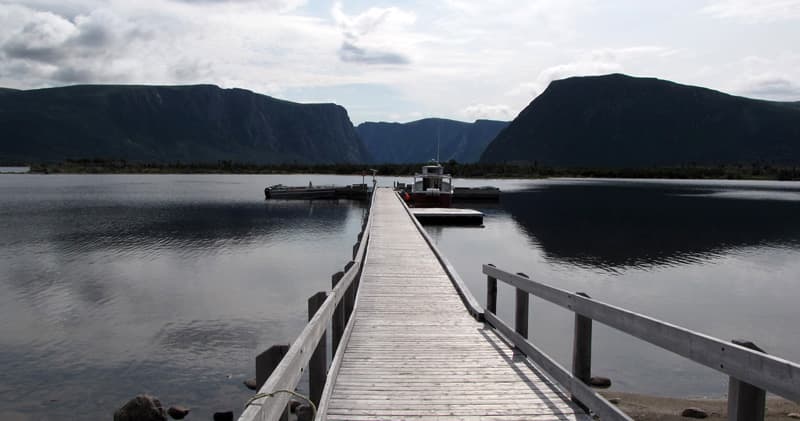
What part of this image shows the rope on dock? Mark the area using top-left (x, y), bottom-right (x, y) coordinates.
top-left (244, 389), bottom-right (316, 419)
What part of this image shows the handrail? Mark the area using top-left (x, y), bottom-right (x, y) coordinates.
top-left (396, 192), bottom-right (484, 319)
top-left (314, 235), bottom-right (371, 421)
top-left (483, 264), bottom-right (800, 417)
top-left (237, 185), bottom-right (377, 421)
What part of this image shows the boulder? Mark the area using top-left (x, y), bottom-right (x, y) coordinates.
top-left (681, 407), bottom-right (708, 418)
top-left (289, 400), bottom-right (302, 413)
top-left (113, 395), bottom-right (167, 421)
top-left (296, 405), bottom-right (314, 421)
top-left (589, 376), bottom-right (611, 388)
top-left (243, 378), bottom-right (258, 390)
top-left (167, 405), bottom-right (190, 420)
top-left (213, 411), bottom-right (234, 421)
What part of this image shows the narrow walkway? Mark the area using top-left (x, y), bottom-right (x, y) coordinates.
top-left (325, 188), bottom-right (589, 420)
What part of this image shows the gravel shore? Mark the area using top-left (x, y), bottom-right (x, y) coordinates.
top-left (601, 391), bottom-right (800, 420)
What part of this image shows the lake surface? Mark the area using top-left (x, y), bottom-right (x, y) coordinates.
top-left (1, 175), bottom-right (799, 419)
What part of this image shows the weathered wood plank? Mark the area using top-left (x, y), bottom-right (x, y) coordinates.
top-left (322, 189), bottom-right (590, 421)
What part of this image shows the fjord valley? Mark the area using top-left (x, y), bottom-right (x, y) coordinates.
top-left (357, 118), bottom-right (508, 164)
top-left (4, 74), bottom-right (800, 179)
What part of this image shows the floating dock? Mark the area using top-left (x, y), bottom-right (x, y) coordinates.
top-left (264, 184), bottom-right (370, 200)
top-left (411, 207), bottom-right (484, 225)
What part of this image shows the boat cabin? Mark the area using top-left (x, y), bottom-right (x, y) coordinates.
top-left (411, 164), bottom-right (453, 207)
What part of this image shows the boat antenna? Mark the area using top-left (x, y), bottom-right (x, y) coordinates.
top-left (436, 126), bottom-right (440, 164)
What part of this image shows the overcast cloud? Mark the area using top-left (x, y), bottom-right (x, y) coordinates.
top-left (0, 0), bottom-right (798, 123)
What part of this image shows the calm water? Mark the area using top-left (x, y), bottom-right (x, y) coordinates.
top-left (430, 178), bottom-right (800, 398)
top-left (0, 174), bottom-right (368, 420)
top-left (1, 175), bottom-right (799, 419)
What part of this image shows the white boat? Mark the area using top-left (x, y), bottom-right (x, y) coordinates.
top-left (409, 163), bottom-right (453, 207)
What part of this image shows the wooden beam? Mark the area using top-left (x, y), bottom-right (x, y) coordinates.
top-left (256, 344), bottom-right (289, 390)
top-left (483, 264), bottom-right (800, 403)
top-left (255, 344), bottom-right (290, 421)
top-left (514, 273), bottom-right (529, 340)
top-left (238, 184), bottom-right (375, 421)
top-left (728, 340), bottom-right (767, 421)
top-left (572, 292), bottom-right (592, 410)
top-left (331, 272), bottom-right (345, 353)
top-left (486, 264), bottom-right (497, 314)
top-left (484, 311), bottom-right (632, 421)
top-left (308, 291), bottom-right (328, 406)
top-left (344, 262), bottom-right (356, 322)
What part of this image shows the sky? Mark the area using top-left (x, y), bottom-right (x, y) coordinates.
top-left (0, 0), bottom-right (799, 124)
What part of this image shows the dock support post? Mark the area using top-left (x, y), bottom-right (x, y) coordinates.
top-left (727, 340), bottom-right (767, 421)
top-left (514, 272), bottom-right (529, 341)
top-left (331, 271), bottom-right (345, 353)
top-left (572, 292), bottom-right (593, 411)
top-left (307, 291), bottom-right (328, 407)
top-left (255, 344), bottom-right (290, 421)
top-left (486, 264), bottom-right (497, 314)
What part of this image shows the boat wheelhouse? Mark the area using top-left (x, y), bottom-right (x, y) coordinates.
top-left (410, 163), bottom-right (453, 207)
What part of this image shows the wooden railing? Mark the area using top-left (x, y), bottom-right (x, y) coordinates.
top-left (483, 264), bottom-right (800, 421)
top-left (237, 185), bottom-right (376, 421)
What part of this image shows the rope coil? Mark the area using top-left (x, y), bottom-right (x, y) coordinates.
top-left (244, 389), bottom-right (317, 419)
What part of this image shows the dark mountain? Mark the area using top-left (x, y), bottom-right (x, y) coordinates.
top-left (357, 118), bottom-right (508, 164)
top-left (480, 74), bottom-right (800, 166)
top-left (0, 84), bottom-right (369, 164)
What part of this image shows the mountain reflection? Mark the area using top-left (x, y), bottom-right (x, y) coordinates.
top-left (3, 199), bottom-right (362, 258)
top-left (502, 183), bottom-right (800, 270)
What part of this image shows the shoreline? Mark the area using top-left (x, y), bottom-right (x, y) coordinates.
top-left (600, 391), bottom-right (799, 420)
top-left (8, 160), bottom-right (799, 181)
top-left (7, 169), bottom-right (800, 182)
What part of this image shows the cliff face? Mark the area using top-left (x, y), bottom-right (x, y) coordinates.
top-left (0, 84), bottom-right (370, 164)
top-left (480, 74), bottom-right (800, 166)
top-left (357, 118), bottom-right (508, 164)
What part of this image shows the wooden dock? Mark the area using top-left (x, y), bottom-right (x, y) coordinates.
top-left (240, 187), bottom-right (800, 421)
top-left (321, 189), bottom-right (585, 420)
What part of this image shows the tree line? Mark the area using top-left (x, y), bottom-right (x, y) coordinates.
top-left (26, 158), bottom-right (800, 180)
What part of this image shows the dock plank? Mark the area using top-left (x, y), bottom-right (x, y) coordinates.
top-left (323, 189), bottom-right (589, 421)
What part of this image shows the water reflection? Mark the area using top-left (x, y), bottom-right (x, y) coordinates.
top-left (502, 183), bottom-right (800, 270)
top-left (0, 175), bottom-right (367, 420)
top-left (432, 179), bottom-right (800, 398)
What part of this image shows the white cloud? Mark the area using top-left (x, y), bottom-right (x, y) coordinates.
top-left (0, 0), bottom-right (798, 123)
top-left (701, 0), bottom-right (800, 22)
top-left (331, 2), bottom-right (416, 65)
top-left (733, 72), bottom-right (800, 100)
top-left (461, 104), bottom-right (514, 121)
top-left (508, 46), bottom-right (676, 99)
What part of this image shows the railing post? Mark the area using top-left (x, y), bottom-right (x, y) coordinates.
top-left (344, 261), bottom-right (356, 321)
top-left (572, 292), bottom-right (593, 410)
top-left (255, 344), bottom-right (290, 421)
top-left (307, 291), bottom-right (328, 407)
top-left (727, 340), bottom-right (767, 421)
top-left (486, 264), bottom-right (497, 314)
top-left (331, 271), bottom-right (345, 353)
top-left (514, 272), bottom-right (530, 340)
